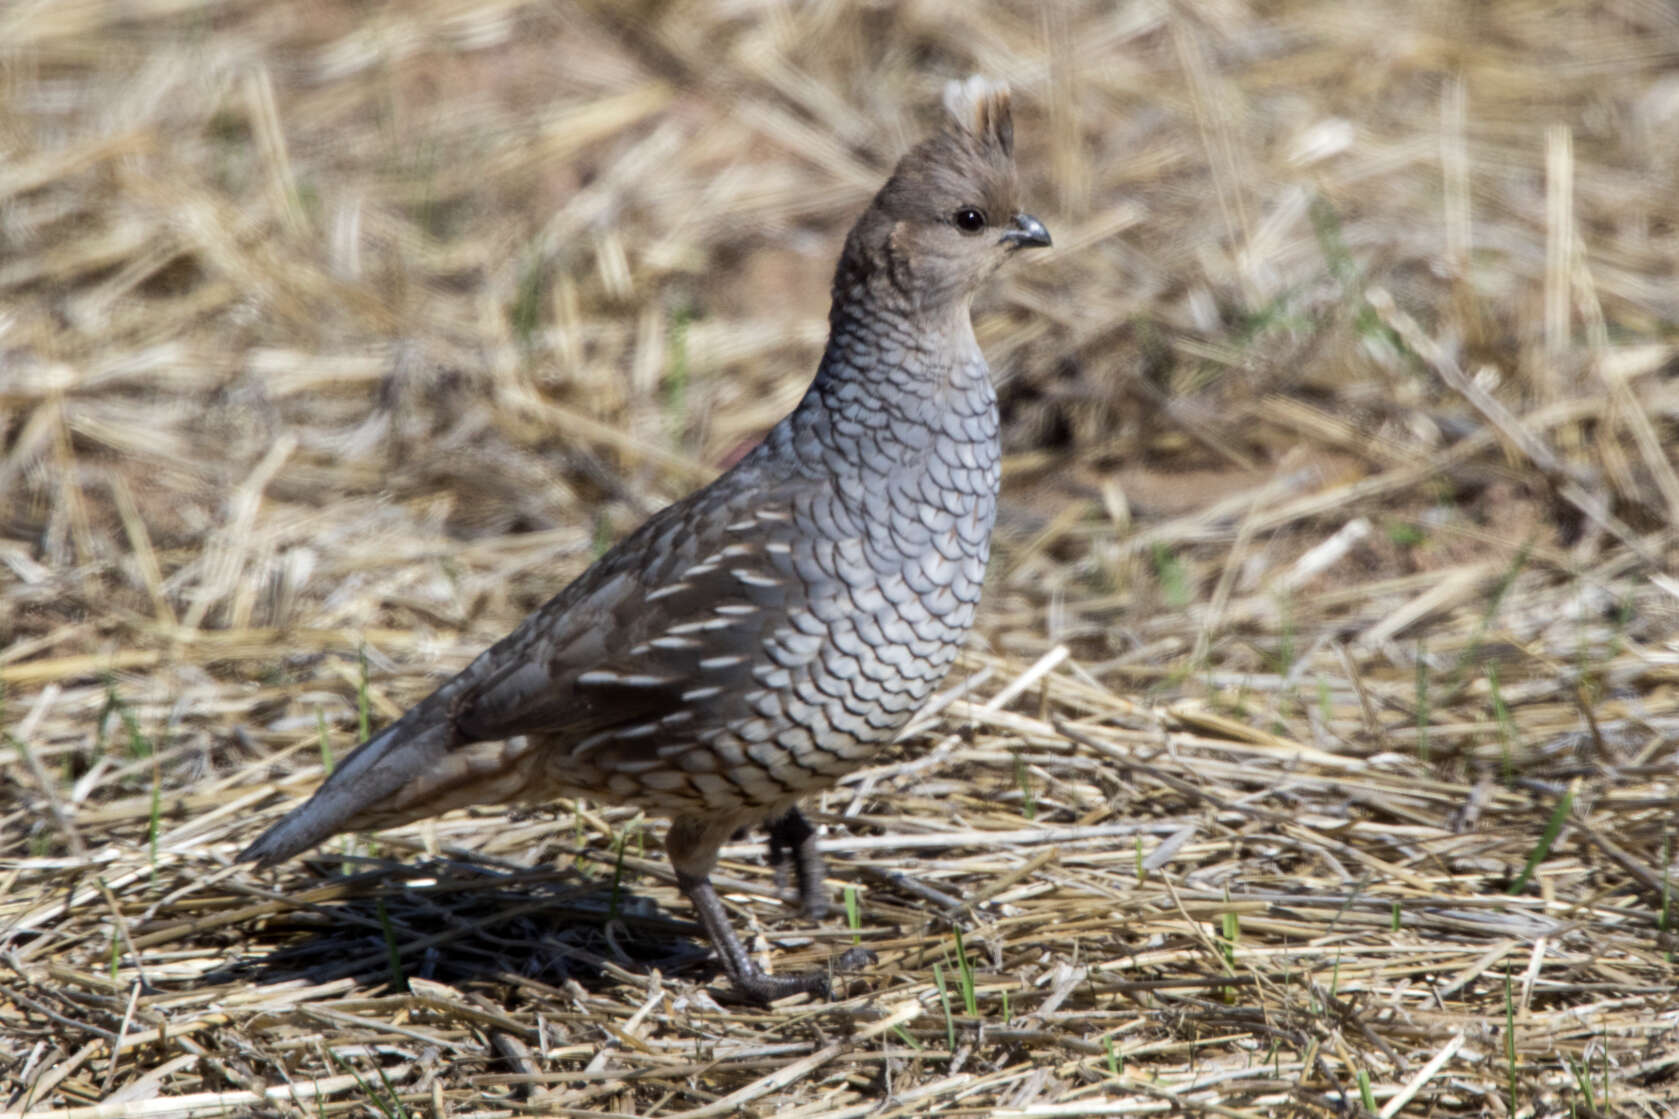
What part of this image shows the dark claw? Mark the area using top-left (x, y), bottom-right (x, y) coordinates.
top-left (834, 945), bottom-right (877, 973)
top-left (735, 963), bottom-right (832, 1003)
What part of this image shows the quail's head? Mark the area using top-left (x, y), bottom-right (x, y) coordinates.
top-left (839, 75), bottom-right (1051, 311)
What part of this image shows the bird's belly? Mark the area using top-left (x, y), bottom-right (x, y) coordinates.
top-left (710, 528), bottom-right (990, 801)
top-left (580, 548), bottom-right (989, 817)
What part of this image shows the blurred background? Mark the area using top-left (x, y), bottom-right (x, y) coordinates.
top-left (4, 0), bottom-right (1679, 1113)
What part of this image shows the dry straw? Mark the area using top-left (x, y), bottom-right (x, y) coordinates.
top-left (4, 1), bottom-right (1678, 1116)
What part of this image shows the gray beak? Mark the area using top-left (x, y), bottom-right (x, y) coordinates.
top-left (1001, 212), bottom-right (1052, 249)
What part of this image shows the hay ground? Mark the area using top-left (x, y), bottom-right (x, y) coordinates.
top-left (4, 1), bottom-right (1679, 1115)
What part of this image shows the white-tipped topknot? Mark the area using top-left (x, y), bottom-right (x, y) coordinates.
top-left (941, 75), bottom-right (1013, 156)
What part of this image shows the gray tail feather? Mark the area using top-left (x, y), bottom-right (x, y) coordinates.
top-left (238, 712), bottom-right (451, 867)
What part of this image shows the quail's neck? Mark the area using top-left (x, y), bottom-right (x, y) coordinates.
top-left (820, 283), bottom-right (989, 398)
top-left (757, 282), bottom-right (996, 489)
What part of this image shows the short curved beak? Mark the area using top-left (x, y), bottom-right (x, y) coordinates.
top-left (1001, 212), bottom-right (1052, 249)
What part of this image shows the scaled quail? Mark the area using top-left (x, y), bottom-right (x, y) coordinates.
top-left (240, 76), bottom-right (1051, 1002)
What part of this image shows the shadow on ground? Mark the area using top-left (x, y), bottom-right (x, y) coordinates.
top-left (201, 856), bottom-right (717, 996)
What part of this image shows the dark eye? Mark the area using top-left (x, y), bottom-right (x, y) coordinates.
top-left (952, 207), bottom-right (987, 234)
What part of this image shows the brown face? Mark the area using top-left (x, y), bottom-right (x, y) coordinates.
top-left (843, 84), bottom-right (1052, 312)
top-left (878, 126), bottom-right (1049, 307)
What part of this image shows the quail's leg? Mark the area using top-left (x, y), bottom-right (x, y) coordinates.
top-left (766, 807), bottom-right (829, 919)
top-left (677, 871), bottom-right (831, 1003)
top-left (766, 810), bottom-right (874, 975)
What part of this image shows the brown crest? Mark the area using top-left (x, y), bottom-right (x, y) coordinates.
top-left (941, 75), bottom-right (1013, 158)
